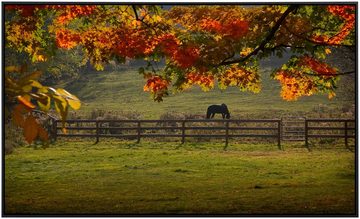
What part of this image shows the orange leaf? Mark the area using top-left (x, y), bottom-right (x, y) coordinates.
top-left (17, 95), bottom-right (35, 110)
top-left (12, 104), bottom-right (26, 128)
top-left (23, 115), bottom-right (39, 144)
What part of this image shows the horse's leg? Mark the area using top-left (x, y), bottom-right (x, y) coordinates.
top-left (211, 113), bottom-right (215, 118)
top-left (222, 113), bottom-right (225, 119)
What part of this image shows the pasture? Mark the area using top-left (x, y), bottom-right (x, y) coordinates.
top-left (63, 65), bottom-right (355, 119)
top-left (5, 141), bottom-right (355, 215)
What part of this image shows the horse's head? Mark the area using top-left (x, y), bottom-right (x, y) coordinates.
top-left (226, 113), bottom-right (230, 119)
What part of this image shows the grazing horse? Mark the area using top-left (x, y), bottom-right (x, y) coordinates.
top-left (206, 104), bottom-right (230, 119)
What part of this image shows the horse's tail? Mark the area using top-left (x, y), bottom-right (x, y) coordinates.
top-left (206, 108), bottom-right (211, 119)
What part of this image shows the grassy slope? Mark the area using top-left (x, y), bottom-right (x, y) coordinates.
top-left (5, 141), bottom-right (355, 215)
top-left (64, 59), bottom-right (354, 119)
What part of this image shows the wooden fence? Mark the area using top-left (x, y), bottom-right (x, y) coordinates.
top-left (305, 119), bottom-right (356, 151)
top-left (48, 118), bottom-right (356, 150)
top-left (51, 119), bottom-right (282, 150)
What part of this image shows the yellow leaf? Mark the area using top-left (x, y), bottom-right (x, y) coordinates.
top-left (36, 54), bottom-right (47, 62)
top-left (24, 115), bottom-right (39, 144)
top-left (240, 47), bottom-right (253, 56)
top-left (325, 48), bottom-right (331, 54)
top-left (56, 88), bottom-right (81, 110)
top-left (37, 94), bottom-right (51, 112)
top-left (53, 95), bottom-right (67, 116)
top-left (67, 99), bottom-right (81, 110)
top-left (152, 15), bottom-right (162, 22)
top-left (328, 91), bottom-right (336, 100)
top-left (214, 35), bottom-right (222, 41)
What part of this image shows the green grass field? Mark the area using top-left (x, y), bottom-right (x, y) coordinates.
top-left (63, 64), bottom-right (355, 119)
top-left (5, 141), bottom-right (356, 215)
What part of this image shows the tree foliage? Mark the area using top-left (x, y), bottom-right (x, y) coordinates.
top-left (4, 4), bottom-right (356, 143)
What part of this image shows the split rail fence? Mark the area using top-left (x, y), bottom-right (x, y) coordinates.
top-left (50, 119), bottom-right (281, 150)
top-left (47, 118), bottom-right (356, 150)
top-left (305, 119), bottom-right (356, 151)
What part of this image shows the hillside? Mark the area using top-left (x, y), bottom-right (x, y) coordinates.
top-left (64, 56), bottom-right (355, 119)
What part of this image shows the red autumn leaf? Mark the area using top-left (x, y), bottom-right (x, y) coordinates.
top-left (55, 29), bottom-right (81, 49)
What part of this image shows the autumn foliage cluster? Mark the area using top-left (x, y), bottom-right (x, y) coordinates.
top-left (313, 5), bottom-right (355, 45)
top-left (200, 18), bottom-right (249, 40)
top-left (274, 55), bottom-right (339, 100)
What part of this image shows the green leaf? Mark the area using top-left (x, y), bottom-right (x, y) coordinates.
top-left (138, 67), bottom-right (145, 75)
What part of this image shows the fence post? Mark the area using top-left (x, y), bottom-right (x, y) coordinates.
top-left (305, 119), bottom-right (310, 151)
top-left (277, 120), bottom-right (282, 150)
top-left (181, 120), bottom-right (186, 144)
top-left (345, 121), bottom-right (348, 148)
top-left (95, 121), bottom-right (99, 144)
top-left (224, 120), bottom-right (229, 150)
top-left (137, 121), bottom-right (141, 143)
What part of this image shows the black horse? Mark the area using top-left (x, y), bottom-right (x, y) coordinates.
top-left (206, 104), bottom-right (230, 119)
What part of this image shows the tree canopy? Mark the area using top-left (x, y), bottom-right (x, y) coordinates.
top-left (4, 4), bottom-right (356, 144)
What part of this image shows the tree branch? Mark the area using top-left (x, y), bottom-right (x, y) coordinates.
top-left (218, 5), bottom-right (299, 66)
top-left (131, 5), bottom-right (153, 29)
top-left (283, 24), bottom-right (355, 48)
top-left (132, 5), bottom-right (140, 20)
top-left (304, 70), bottom-right (355, 77)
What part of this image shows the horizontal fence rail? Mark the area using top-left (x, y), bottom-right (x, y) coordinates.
top-left (53, 119), bottom-right (282, 150)
top-left (50, 118), bottom-right (356, 150)
top-left (305, 119), bottom-right (356, 151)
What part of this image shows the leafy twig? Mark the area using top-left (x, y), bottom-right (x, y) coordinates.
top-left (218, 5), bottom-right (299, 66)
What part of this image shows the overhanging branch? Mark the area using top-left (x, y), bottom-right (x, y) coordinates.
top-left (218, 5), bottom-right (299, 66)
top-left (131, 5), bottom-right (152, 29)
top-left (283, 24), bottom-right (355, 48)
top-left (304, 70), bottom-right (355, 77)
